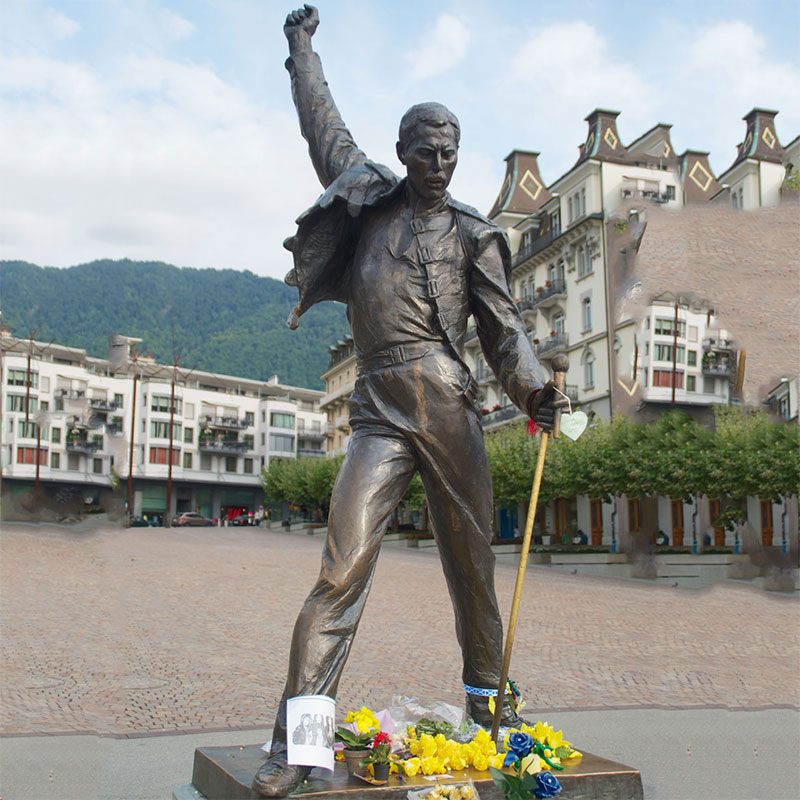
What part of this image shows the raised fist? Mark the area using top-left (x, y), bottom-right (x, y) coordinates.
top-left (284, 4), bottom-right (319, 40)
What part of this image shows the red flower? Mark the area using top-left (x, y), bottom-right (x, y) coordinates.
top-left (373, 731), bottom-right (391, 745)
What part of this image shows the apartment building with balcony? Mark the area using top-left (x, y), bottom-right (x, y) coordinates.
top-left (320, 336), bottom-right (356, 456)
top-left (469, 108), bottom-right (797, 546)
top-left (1, 331), bottom-right (325, 523)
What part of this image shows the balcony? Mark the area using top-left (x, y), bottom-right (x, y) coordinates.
top-left (201, 415), bottom-right (247, 430)
top-left (67, 439), bottom-right (100, 454)
top-left (534, 280), bottom-right (567, 309)
top-left (481, 405), bottom-right (522, 428)
top-left (198, 439), bottom-right (247, 454)
top-left (297, 427), bottom-right (325, 441)
top-left (57, 389), bottom-right (86, 400)
top-left (703, 336), bottom-right (735, 353)
top-left (702, 355), bottom-right (736, 378)
top-left (335, 416), bottom-right (349, 432)
top-left (106, 424), bottom-right (123, 435)
top-left (89, 397), bottom-right (121, 412)
top-left (536, 332), bottom-right (569, 357)
top-left (298, 448), bottom-right (325, 458)
top-left (513, 229), bottom-right (559, 266)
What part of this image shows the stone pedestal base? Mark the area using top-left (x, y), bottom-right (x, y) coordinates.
top-left (187, 744), bottom-right (644, 799)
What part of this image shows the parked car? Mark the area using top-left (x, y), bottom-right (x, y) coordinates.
top-left (130, 516), bottom-right (159, 527)
top-left (229, 513), bottom-right (255, 526)
top-left (173, 512), bottom-right (215, 527)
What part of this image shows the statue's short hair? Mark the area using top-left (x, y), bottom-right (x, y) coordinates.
top-left (398, 102), bottom-right (460, 150)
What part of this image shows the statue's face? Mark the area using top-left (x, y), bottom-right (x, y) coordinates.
top-left (398, 124), bottom-right (458, 201)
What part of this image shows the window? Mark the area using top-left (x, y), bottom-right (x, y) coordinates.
top-left (17, 446), bottom-right (47, 464)
top-left (582, 298), bottom-right (592, 331)
top-left (114, 393), bottom-right (124, 408)
top-left (568, 196), bottom-right (574, 223)
top-left (225, 456), bottom-right (237, 472)
top-left (184, 402), bottom-right (194, 418)
top-left (51, 452), bottom-right (60, 469)
top-left (688, 325), bottom-right (698, 342)
top-left (244, 411), bottom-right (254, 426)
top-left (7, 369), bottom-right (38, 387)
top-left (703, 376), bottom-right (716, 394)
top-left (687, 375), bottom-right (696, 392)
top-left (7, 395), bottom-right (37, 413)
top-left (18, 421), bottom-right (40, 439)
top-left (200, 454), bottom-right (212, 470)
top-left (580, 187), bottom-right (586, 216)
top-left (687, 350), bottom-right (697, 366)
top-left (151, 421), bottom-right (182, 440)
top-left (653, 344), bottom-right (685, 363)
top-left (51, 427), bottom-right (62, 443)
top-left (553, 313), bottom-right (566, 334)
top-left (577, 244), bottom-right (590, 278)
top-left (261, 410), bottom-right (266, 422)
top-left (261, 432), bottom-right (266, 446)
top-left (584, 351), bottom-right (595, 389)
top-left (654, 317), bottom-right (686, 337)
top-left (151, 395), bottom-right (182, 414)
top-left (270, 412), bottom-right (295, 429)
top-left (183, 452), bottom-right (193, 469)
top-left (778, 395), bottom-right (790, 419)
top-left (149, 447), bottom-right (180, 465)
top-left (549, 209), bottom-right (560, 235)
top-left (184, 427), bottom-right (194, 444)
top-left (243, 434), bottom-right (254, 450)
top-left (269, 433), bottom-right (295, 452)
top-left (40, 400), bottom-right (49, 411)
top-left (93, 458), bottom-right (103, 474)
top-left (68, 453), bottom-right (80, 470)
top-left (244, 458), bottom-right (254, 474)
top-left (664, 185), bottom-right (675, 200)
top-left (652, 370), bottom-right (684, 388)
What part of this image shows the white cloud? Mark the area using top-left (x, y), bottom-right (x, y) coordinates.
top-left (407, 13), bottom-right (472, 80)
top-left (0, 52), bottom-right (316, 278)
top-left (161, 10), bottom-right (196, 42)
top-left (44, 8), bottom-right (80, 40)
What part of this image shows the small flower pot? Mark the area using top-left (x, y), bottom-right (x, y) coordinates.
top-left (372, 762), bottom-right (390, 781)
top-left (342, 748), bottom-right (369, 778)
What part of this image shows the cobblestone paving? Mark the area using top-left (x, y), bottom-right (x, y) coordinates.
top-left (1, 523), bottom-right (797, 737)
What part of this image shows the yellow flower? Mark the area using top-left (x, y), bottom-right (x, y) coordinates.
top-left (568, 750), bottom-right (583, 760)
top-left (420, 734), bottom-right (437, 759)
top-left (403, 758), bottom-right (421, 777)
top-left (409, 739), bottom-right (422, 756)
top-left (420, 756), bottom-right (445, 775)
top-left (490, 753), bottom-right (506, 770)
top-left (472, 752), bottom-right (489, 772)
top-left (407, 726), bottom-right (417, 739)
top-left (487, 696), bottom-right (496, 715)
top-left (449, 753), bottom-right (468, 771)
top-left (344, 706), bottom-right (380, 734)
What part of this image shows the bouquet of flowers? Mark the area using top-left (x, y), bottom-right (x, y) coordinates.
top-left (489, 732), bottom-right (562, 799)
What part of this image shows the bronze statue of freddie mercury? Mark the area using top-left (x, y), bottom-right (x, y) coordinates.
top-left (254, 6), bottom-right (564, 796)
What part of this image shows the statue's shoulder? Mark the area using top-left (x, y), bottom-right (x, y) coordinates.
top-left (449, 198), bottom-right (499, 230)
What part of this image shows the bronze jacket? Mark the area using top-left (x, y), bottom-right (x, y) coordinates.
top-left (282, 50), bottom-right (545, 412)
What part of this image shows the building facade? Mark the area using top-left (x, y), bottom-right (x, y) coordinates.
top-left (319, 336), bottom-right (356, 457)
top-left (0, 331), bottom-right (325, 523)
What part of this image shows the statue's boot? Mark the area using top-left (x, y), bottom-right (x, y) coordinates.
top-left (465, 694), bottom-right (527, 729)
top-left (252, 749), bottom-right (311, 798)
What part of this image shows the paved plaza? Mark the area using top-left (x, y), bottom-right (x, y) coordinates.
top-left (2, 521), bottom-right (797, 736)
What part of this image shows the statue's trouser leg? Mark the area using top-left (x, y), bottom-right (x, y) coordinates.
top-left (412, 389), bottom-right (503, 692)
top-left (270, 427), bottom-right (415, 752)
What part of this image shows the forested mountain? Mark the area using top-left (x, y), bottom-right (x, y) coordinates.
top-left (0, 260), bottom-right (350, 390)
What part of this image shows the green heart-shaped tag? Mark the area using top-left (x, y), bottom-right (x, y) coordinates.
top-left (560, 411), bottom-right (588, 440)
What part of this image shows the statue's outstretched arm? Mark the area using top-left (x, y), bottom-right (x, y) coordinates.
top-left (284, 5), bottom-right (367, 188)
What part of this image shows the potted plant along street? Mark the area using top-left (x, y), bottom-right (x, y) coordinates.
top-left (360, 730), bottom-right (392, 781)
top-left (335, 725), bottom-right (376, 778)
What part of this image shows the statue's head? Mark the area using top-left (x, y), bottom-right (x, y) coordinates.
top-left (396, 102), bottom-right (460, 201)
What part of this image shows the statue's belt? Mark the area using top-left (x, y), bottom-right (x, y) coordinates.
top-left (356, 342), bottom-right (438, 373)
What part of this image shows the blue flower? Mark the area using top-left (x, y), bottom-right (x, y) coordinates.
top-left (533, 771), bottom-right (562, 798)
top-left (503, 731), bottom-right (535, 766)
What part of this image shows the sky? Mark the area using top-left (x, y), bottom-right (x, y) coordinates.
top-left (1, 0), bottom-right (798, 281)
